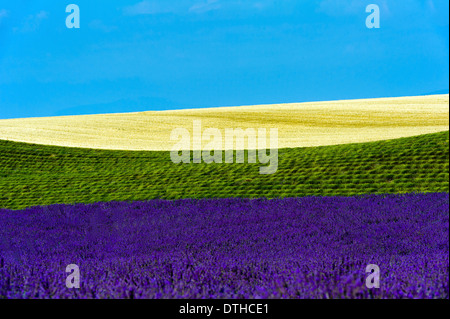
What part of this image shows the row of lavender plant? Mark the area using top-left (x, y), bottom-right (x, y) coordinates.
top-left (0, 193), bottom-right (448, 299)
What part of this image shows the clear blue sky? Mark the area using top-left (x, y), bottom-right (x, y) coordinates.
top-left (0, 0), bottom-right (448, 119)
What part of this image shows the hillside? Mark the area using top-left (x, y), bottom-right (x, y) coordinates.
top-left (0, 94), bottom-right (448, 151)
top-left (0, 131), bottom-right (448, 210)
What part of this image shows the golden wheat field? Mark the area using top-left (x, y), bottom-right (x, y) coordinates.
top-left (0, 94), bottom-right (448, 151)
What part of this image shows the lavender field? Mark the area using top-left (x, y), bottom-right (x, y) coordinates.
top-left (0, 193), bottom-right (448, 299)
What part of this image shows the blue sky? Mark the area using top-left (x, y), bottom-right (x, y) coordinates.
top-left (0, 0), bottom-right (448, 119)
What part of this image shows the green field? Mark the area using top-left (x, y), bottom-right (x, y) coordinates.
top-left (0, 131), bottom-right (448, 210)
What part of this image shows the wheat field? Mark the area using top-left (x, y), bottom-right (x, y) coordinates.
top-left (0, 94), bottom-right (448, 151)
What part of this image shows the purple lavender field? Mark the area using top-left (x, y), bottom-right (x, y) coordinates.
top-left (0, 193), bottom-right (448, 299)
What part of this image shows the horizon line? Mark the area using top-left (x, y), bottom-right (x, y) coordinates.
top-left (2, 92), bottom-right (449, 121)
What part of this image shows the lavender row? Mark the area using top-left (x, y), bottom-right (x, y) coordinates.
top-left (0, 193), bottom-right (448, 298)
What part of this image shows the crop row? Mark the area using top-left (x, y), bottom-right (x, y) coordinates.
top-left (0, 193), bottom-right (448, 299)
top-left (0, 131), bottom-right (448, 209)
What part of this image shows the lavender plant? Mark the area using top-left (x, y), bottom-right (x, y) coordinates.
top-left (0, 193), bottom-right (448, 299)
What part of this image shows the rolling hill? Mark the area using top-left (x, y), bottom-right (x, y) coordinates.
top-left (0, 131), bottom-right (448, 210)
top-left (0, 94), bottom-right (448, 151)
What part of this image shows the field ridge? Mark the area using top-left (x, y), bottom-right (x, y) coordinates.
top-left (0, 94), bottom-right (448, 151)
top-left (0, 131), bottom-right (448, 210)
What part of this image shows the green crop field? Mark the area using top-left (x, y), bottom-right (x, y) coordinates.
top-left (0, 131), bottom-right (448, 210)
